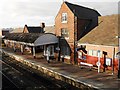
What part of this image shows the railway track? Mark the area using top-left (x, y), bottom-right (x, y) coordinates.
top-left (1, 53), bottom-right (79, 90)
top-left (1, 60), bottom-right (49, 89)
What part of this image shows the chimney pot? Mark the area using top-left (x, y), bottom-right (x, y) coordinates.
top-left (41, 23), bottom-right (45, 28)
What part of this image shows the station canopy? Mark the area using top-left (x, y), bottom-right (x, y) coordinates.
top-left (3, 33), bottom-right (58, 46)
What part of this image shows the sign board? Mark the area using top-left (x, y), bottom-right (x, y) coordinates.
top-left (56, 47), bottom-right (60, 51)
top-left (96, 62), bottom-right (101, 66)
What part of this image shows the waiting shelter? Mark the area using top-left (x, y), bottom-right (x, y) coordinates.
top-left (3, 33), bottom-right (58, 59)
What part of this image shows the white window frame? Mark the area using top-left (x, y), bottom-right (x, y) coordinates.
top-left (93, 50), bottom-right (97, 57)
top-left (61, 13), bottom-right (67, 23)
top-left (106, 58), bottom-right (112, 66)
top-left (88, 50), bottom-right (93, 56)
top-left (88, 50), bottom-right (102, 57)
top-left (78, 51), bottom-right (82, 59)
top-left (61, 28), bottom-right (69, 39)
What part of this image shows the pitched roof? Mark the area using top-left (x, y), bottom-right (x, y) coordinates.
top-left (4, 33), bottom-right (58, 46)
top-left (65, 1), bottom-right (101, 19)
top-left (79, 14), bottom-right (119, 46)
top-left (64, 2), bottom-right (101, 40)
top-left (4, 33), bottom-right (42, 43)
top-left (25, 25), bottom-right (44, 33)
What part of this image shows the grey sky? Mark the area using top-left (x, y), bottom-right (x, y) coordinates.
top-left (0, 0), bottom-right (119, 28)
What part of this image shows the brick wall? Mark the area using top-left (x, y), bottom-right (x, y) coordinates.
top-left (85, 44), bottom-right (118, 58)
top-left (55, 2), bottom-right (75, 43)
top-left (55, 2), bottom-right (89, 64)
top-left (78, 44), bottom-right (119, 71)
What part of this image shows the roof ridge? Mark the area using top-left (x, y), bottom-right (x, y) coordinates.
top-left (27, 26), bottom-right (42, 28)
top-left (64, 1), bottom-right (101, 19)
top-left (65, 1), bottom-right (99, 13)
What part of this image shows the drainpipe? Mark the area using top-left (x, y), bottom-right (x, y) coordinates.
top-left (74, 32), bottom-right (77, 64)
top-left (73, 9), bottom-right (78, 64)
top-left (103, 51), bottom-right (107, 72)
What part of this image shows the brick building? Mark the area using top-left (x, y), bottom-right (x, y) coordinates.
top-left (55, 1), bottom-right (100, 63)
top-left (79, 14), bottom-right (119, 71)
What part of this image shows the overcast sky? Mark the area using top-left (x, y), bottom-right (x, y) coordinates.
top-left (0, 0), bottom-right (119, 28)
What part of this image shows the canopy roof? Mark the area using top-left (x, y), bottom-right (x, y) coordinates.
top-left (4, 33), bottom-right (58, 46)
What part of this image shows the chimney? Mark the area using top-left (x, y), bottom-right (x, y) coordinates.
top-left (41, 23), bottom-right (45, 29)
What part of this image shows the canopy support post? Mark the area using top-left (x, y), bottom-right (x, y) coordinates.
top-left (13, 42), bottom-right (16, 52)
top-left (33, 46), bottom-right (36, 58)
top-left (44, 45), bottom-right (46, 56)
top-left (21, 44), bottom-right (24, 54)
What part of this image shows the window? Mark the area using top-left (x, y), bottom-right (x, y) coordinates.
top-left (78, 52), bottom-right (82, 59)
top-left (93, 50), bottom-right (97, 57)
top-left (61, 28), bottom-right (69, 39)
top-left (88, 50), bottom-right (102, 57)
top-left (106, 58), bottom-right (112, 66)
top-left (88, 50), bottom-right (93, 56)
top-left (97, 51), bottom-right (102, 57)
top-left (61, 13), bottom-right (67, 23)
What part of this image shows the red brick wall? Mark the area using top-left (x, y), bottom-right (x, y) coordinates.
top-left (85, 44), bottom-right (118, 58)
top-left (55, 2), bottom-right (89, 64)
top-left (55, 3), bottom-right (75, 43)
top-left (78, 44), bottom-right (119, 71)
top-left (55, 2), bottom-right (75, 63)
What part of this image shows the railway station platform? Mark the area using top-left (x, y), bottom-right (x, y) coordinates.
top-left (1, 47), bottom-right (120, 90)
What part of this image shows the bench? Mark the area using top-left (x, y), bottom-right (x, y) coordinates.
top-left (80, 62), bottom-right (93, 70)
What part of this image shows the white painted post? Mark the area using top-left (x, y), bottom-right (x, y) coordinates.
top-left (44, 45), bottom-right (46, 56)
top-left (21, 45), bottom-right (23, 54)
top-left (46, 46), bottom-right (50, 63)
top-left (97, 50), bottom-right (101, 73)
top-left (33, 46), bottom-right (36, 58)
top-left (13, 42), bottom-right (16, 52)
